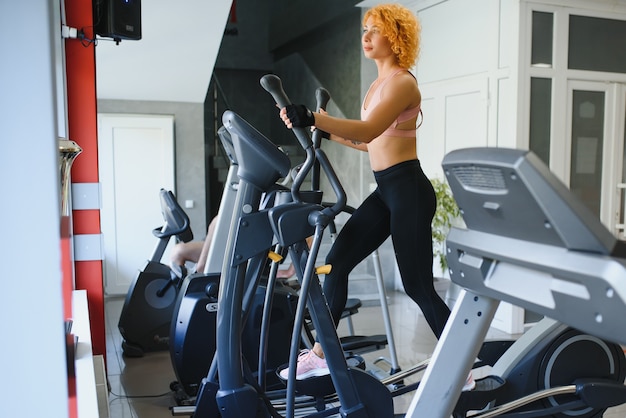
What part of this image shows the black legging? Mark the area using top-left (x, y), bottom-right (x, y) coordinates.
top-left (323, 159), bottom-right (450, 339)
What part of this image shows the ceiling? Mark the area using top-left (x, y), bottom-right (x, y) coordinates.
top-left (95, 0), bottom-right (233, 103)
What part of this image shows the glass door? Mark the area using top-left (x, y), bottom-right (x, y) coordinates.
top-left (566, 81), bottom-right (626, 236)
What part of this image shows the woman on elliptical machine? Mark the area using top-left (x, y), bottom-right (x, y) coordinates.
top-left (277, 2), bottom-right (473, 390)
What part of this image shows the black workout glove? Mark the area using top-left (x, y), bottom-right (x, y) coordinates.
top-left (286, 104), bottom-right (315, 128)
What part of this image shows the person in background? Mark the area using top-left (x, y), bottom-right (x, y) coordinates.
top-left (170, 217), bottom-right (217, 274)
top-left (170, 216), bottom-right (296, 278)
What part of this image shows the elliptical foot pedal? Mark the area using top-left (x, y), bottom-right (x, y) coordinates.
top-left (341, 334), bottom-right (387, 353)
top-left (453, 375), bottom-right (506, 418)
top-left (574, 378), bottom-right (626, 409)
top-left (275, 355), bottom-right (365, 398)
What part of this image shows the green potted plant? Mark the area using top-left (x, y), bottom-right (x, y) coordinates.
top-left (431, 178), bottom-right (461, 274)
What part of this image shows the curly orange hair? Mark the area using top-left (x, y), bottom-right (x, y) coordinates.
top-left (363, 3), bottom-right (420, 69)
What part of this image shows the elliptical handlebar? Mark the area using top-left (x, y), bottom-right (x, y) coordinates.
top-left (314, 149), bottom-right (347, 222)
top-left (311, 87), bottom-right (331, 150)
top-left (260, 74), bottom-right (313, 203)
top-left (260, 74), bottom-right (347, 220)
top-left (260, 74), bottom-right (313, 151)
top-left (311, 87), bottom-right (330, 191)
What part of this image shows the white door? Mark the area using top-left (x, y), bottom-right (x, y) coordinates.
top-left (98, 114), bottom-right (175, 295)
top-left (565, 81), bottom-right (626, 236)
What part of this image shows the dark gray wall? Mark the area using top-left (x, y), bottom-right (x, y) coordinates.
top-left (270, 2), bottom-right (365, 207)
top-left (207, 0), bottom-right (365, 211)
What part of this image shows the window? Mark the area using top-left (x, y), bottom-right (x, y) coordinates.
top-left (529, 78), bottom-right (552, 165)
top-left (531, 11), bottom-right (553, 67)
top-left (569, 15), bottom-right (626, 73)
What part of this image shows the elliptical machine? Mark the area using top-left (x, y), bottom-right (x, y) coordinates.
top-left (118, 188), bottom-right (193, 357)
top-left (169, 117), bottom-right (398, 405)
top-left (169, 126), bottom-right (299, 401)
top-left (183, 76), bottom-right (399, 418)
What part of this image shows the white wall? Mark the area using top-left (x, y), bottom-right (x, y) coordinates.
top-left (412, 0), bottom-right (525, 333)
top-left (417, 0), bottom-right (494, 83)
top-left (416, 0), bottom-right (520, 179)
top-left (0, 1), bottom-right (69, 416)
top-left (95, 0), bottom-right (233, 103)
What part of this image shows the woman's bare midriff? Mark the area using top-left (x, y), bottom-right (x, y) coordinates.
top-left (367, 134), bottom-right (418, 171)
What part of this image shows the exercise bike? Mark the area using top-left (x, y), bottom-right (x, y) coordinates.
top-left (118, 188), bottom-right (193, 357)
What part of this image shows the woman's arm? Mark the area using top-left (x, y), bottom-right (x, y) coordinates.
top-left (283, 73), bottom-right (419, 145)
top-left (317, 109), bottom-right (368, 151)
top-left (327, 132), bottom-right (369, 152)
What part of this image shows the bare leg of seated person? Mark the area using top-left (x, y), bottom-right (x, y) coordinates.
top-left (170, 217), bottom-right (217, 273)
top-left (170, 241), bottom-right (203, 269)
top-left (194, 217), bottom-right (217, 273)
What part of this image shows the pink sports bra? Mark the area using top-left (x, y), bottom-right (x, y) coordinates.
top-left (361, 69), bottom-right (422, 138)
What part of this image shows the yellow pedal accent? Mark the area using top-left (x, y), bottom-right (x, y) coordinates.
top-left (268, 251), bottom-right (283, 263)
top-left (315, 264), bottom-right (332, 275)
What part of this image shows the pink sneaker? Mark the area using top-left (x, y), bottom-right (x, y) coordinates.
top-left (279, 349), bottom-right (329, 380)
top-left (462, 371), bottom-right (476, 391)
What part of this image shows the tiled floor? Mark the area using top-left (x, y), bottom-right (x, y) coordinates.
top-left (105, 285), bottom-right (626, 417)
top-left (105, 286), bottom-right (452, 417)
